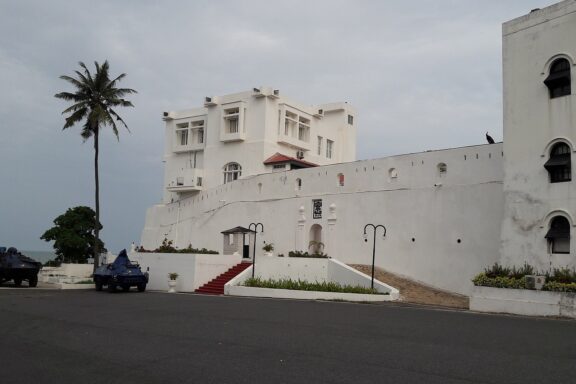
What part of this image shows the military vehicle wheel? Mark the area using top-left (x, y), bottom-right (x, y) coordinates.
top-left (95, 280), bottom-right (103, 291)
top-left (28, 275), bottom-right (38, 288)
top-left (108, 283), bottom-right (117, 292)
top-left (14, 278), bottom-right (22, 287)
top-left (122, 285), bottom-right (130, 292)
top-left (137, 283), bottom-right (146, 292)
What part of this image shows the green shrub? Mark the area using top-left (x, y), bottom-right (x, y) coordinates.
top-left (243, 277), bottom-right (386, 295)
top-left (288, 250), bottom-right (329, 258)
top-left (474, 260), bottom-right (576, 292)
top-left (546, 268), bottom-right (576, 284)
top-left (543, 281), bottom-right (576, 292)
top-left (137, 238), bottom-right (218, 254)
top-left (472, 273), bottom-right (527, 289)
top-left (483, 263), bottom-right (512, 278)
top-left (262, 243), bottom-right (274, 252)
top-left (510, 263), bottom-right (535, 279)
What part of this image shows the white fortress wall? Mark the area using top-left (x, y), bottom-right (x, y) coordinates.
top-left (142, 143), bottom-right (503, 295)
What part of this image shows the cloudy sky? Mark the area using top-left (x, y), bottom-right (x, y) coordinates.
top-left (0, 0), bottom-right (555, 253)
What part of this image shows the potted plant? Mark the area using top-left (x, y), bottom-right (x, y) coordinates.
top-left (262, 243), bottom-right (274, 257)
top-left (168, 272), bottom-right (179, 293)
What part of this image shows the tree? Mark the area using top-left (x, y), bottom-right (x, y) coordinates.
top-left (55, 61), bottom-right (136, 270)
top-left (41, 206), bottom-right (106, 264)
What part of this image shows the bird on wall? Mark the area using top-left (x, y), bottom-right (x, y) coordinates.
top-left (486, 132), bottom-right (495, 144)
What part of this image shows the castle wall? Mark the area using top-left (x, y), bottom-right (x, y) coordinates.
top-left (142, 143), bottom-right (504, 294)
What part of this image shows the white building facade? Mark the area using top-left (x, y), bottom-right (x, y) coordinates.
top-left (141, 1), bottom-right (576, 296)
top-left (162, 87), bottom-right (356, 203)
top-left (500, 0), bottom-right (576, 271)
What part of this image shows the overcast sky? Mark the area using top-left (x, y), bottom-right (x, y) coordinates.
top-left (0, 0), bottom-right (556, 253)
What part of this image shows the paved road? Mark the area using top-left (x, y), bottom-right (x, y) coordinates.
top-left (0, 289), bottom-right (575, 384)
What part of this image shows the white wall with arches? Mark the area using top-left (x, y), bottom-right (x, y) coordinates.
top-left (501, 1), bottom-right (576, 271)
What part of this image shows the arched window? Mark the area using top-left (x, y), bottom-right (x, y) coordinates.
top-left (544, 58), bottom-right (571, 98)
top-left (545, 216), bottom-right (570, 254)
top-left (223, 162), bottom-right (242, 184)
top-left (544, 142), bottom-right (571, 183)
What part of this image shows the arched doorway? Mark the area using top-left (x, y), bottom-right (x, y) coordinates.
top-left (309, 224), bottom-right (323, 254)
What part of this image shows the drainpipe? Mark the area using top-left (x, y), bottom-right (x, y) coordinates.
top-left (175, 201), bottom-right (181, 247)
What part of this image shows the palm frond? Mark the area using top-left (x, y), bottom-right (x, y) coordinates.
top-left (78, 62), bottom-right (93, 84)
top-left (56, 60), bottom-right (135, 140)
top-left (108, 108), bottom-right (130, 133)
top-left (63, 108), bottom-right (88, 129)
top-left (58, 75), bottom-right (85, 90)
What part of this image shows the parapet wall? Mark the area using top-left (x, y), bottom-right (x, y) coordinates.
top-left (141, 143), bottom-right (504, 294)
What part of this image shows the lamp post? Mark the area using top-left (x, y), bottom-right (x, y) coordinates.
top-left (248, 222), bottom-right (264, 278)
top-left (363, 224), bottom-right (386, 289)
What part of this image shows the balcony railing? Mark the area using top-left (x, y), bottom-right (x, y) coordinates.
top-left (166, 169), bottom-right (204, 193)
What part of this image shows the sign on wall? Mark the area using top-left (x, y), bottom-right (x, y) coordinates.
top-left (312, 199), bottom-right (322, 219)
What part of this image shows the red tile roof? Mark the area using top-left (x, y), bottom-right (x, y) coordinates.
top-left (263, 153), bottom-right (318, 168)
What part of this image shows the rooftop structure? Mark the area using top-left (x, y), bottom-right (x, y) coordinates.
top-left (162, 88), bottom-right (356, 203)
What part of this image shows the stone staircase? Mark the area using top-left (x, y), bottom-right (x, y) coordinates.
top-left (195, 262), bottom-right (252, 295)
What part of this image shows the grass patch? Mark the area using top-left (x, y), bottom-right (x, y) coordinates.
top-left (242, 277), bottom-right (387, 295)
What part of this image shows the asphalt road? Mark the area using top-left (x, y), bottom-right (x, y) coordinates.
top-left (0, 289), bottom-right (575, 384)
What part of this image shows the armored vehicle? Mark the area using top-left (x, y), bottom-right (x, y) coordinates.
top-left (93, 249), bottom-right (148, 292)
top-left (0, 247), bottom-right (42, 287)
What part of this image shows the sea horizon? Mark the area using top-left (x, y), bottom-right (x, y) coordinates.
top-left (20, 250), bottom-right (57, 263)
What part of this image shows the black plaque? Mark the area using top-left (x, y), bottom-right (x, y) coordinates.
top-left (312, 199), bottom-right (322, 219)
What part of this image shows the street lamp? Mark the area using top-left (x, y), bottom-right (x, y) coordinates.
top-left (363, 224), bottom-right (386, 289)
top-left (248, 222), bottom-right (264, 278)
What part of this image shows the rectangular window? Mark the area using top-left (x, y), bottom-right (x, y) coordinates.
top-left (284, 111), bottom-right (298, 137)
top-left (178, 129), bottom-right (188, 145)
top-left (298, 125), bottom-right (306, 141)
top-left (176, 122), bottom-right (189, 146)
top-left (223, 107), bottom-right (241, 135)
top-left (190, 120), bottom-right (205, 144)
top-left (317, 136), bottom-right (323, 155)
top-left (197, 177), bottom-right (202, 186)
top-left (298, 116), bottom-right (310, 142)
top-left (272, 164), bottom-right (286, 172)
top-left (348, 115), bottom-right (354, 125)
top-left (228, 118), bottom-right (238, 133)
top-left (326, 140), bottom-right (334, 159)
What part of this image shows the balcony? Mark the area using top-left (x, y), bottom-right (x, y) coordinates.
top-left (277, 132), bottom-right (312, 151)
top-left (166, 169), bottom-right (204, 193)
top-left (173, 140), bottom-right (205, 153)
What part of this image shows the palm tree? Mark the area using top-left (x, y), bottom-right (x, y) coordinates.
top-left (55, 61), bottom-right (136, 270)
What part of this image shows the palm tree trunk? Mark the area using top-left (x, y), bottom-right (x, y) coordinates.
top-left (94, 129), bottom-right (100, 273)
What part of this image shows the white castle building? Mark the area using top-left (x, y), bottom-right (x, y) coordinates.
top-left (141, 0), bottom-right (576, 296)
